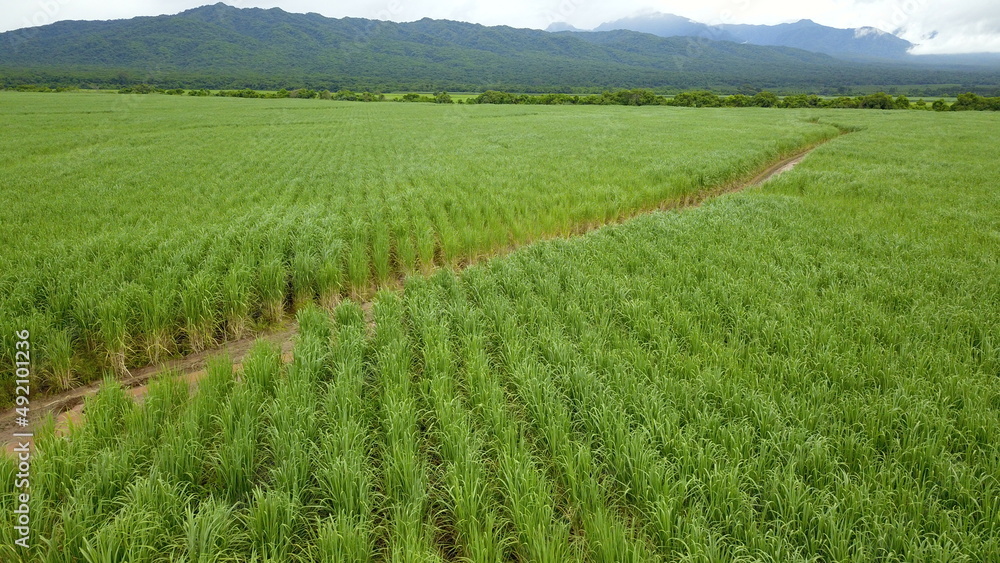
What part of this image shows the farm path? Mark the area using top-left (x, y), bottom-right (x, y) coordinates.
top-left (1, 136), bottom-right (830, 453)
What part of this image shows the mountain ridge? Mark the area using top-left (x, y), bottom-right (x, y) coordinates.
top-left (550, 13), bottom-right (914, 61)
top-left (1, 3), bottom-right (998, 93)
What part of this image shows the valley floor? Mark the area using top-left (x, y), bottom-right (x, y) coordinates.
top-left (1, 97), bottom-right (997, 561)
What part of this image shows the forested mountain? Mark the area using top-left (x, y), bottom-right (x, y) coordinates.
top-left (1, 3), bottom-right (998, 92)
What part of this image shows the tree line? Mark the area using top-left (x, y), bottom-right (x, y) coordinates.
top-left (468, 89), bottom-right (1000, 111)
top-left (118, 85), bottom-right (1000, 110)
top-left (8, 83), bottom-right (1000, 111)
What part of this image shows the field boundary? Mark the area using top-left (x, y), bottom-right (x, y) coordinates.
top-left (0, 128), bottom-right (846, 449)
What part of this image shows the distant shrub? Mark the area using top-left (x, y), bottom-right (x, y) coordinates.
top-left (824, 96), bottom-right (859, 109)
top-left (669, 91), bottom-right (722, 108)
top-left (535, 93), bottom-right (578, 105)
top-left (118, 84), bottom-right (158, 94)
top-left (14, 84), bottom-right (54, 92)
top-left (334, 89), bottom-right (358, 101)
top-left (215, 88), bottom-right (263, 98)
top-left (290, 88), bottom-right (318, 99)
top-left (750, 91), bottom-right (779, 108)
top-left (951, 92), bottom-right (1000, 111)
top-left (472, 89), bottom-right (656, 107)
top-left (399, 92), bottom-right (432, 102)
top-left (857, 92), bottom-right (895, 110)
top-left (779, 94), bottom-right (821, 108)
top-left (612, 89), bottom-right (663, 106)
top-left (475, 90), bottom-right (518, 104)
top-left (724, 94), bottom-right (752, 107)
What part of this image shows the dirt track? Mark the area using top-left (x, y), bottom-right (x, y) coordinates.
top-left (2, 324), bottom-right (297, 454)
top-left (748, 151), bottom-right (810, 186)
top-left (0, 138), bottom-right (827, 453)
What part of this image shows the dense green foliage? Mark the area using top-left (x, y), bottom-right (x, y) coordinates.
top-left (2, 109), bottom-right (997, 561)
top-left (102, 85), bottom-right (1000, 110)
top-left (950, 91), bottom-right (1000, 110)
top-left (2, 4), bottom-right (999, 93)
top-left (468, 89), bottom-right (1000, 110)
top-left (0, 92), bottom-right (840, 404)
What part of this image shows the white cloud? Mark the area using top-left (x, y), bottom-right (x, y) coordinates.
top-left (1, 0), bottom-right (998, 54)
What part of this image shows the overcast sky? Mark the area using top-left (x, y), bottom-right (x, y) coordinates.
top-left (4, 0), bottom-right (999, 54)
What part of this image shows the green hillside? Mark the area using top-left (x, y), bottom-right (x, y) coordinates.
top-left (2, 3), bottom-right (998, 91)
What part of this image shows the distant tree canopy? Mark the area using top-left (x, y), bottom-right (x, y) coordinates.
top-left (952, 92), bottom-right (1000, 111)
top-left (14, 84), bottom-right (997, 112)
top-left (668, 91), bottom-right (720, 107)
top-left (464, 89), bottom-right (974, 111)
top-left (856, 92), bottom-right (895, 109)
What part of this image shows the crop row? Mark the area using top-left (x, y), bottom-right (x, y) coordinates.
top-left (2, 109), bottom-right (996, 560)
top-left (0, 95), bottom-right (839, 404)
